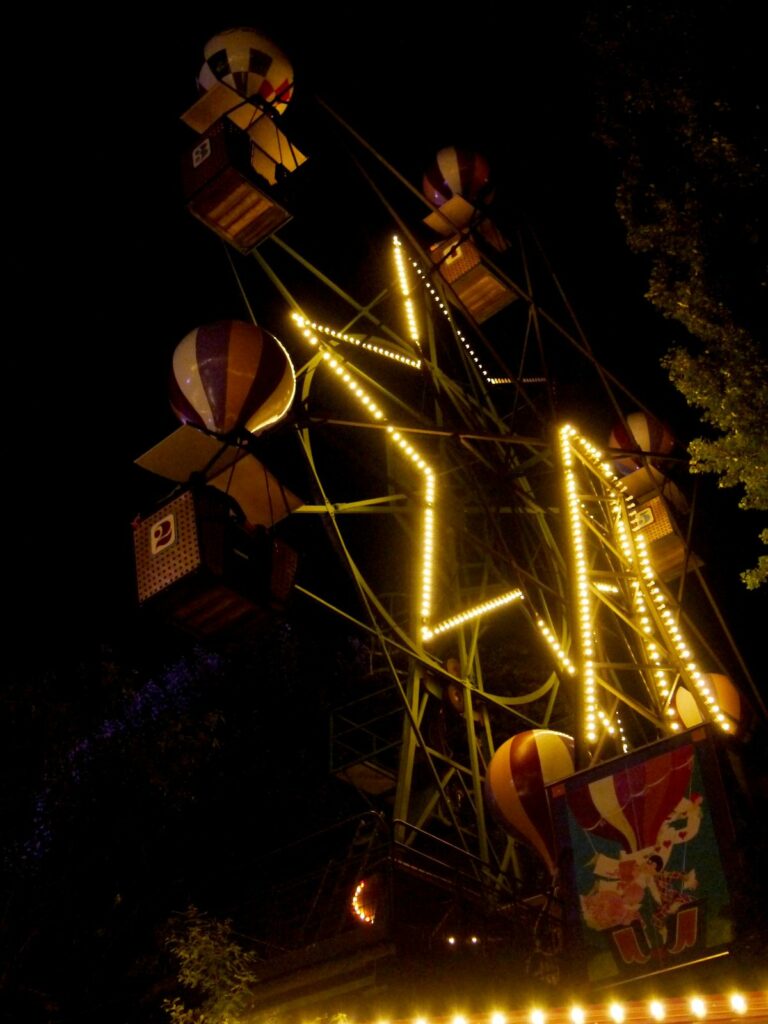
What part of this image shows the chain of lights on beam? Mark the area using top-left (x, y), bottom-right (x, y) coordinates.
top-left (596, 707), bottom-right (629, 752)
top-left (633, 529), bottom-right (731, 731)
top-left (292, 315), bottom-right (421, 369)
top-left (594, 582), bottom-right (619, 594)
top-left (560, 426), bottom-right (599, 744)
top-left (586, 573), bottom-right (635, 753)
top-left (536, 613), bottom-right (628, 752)
top-left (582, 577), bottom-right (631, 755)
top-left (393, 236), bottom-right (421, 350)
top-left (363, 991), bottom-right (757, 1024)
top-left (536, 618), bottom-right (577, 676)
top-left (292, 316), bottom-right (436, 631)
top-left (422, 590), bottom-right (523, 641)
top-left (565, 424), bottom-right (677, 739)
top-left (571, 427), bottom-right (681, 737)
top-left (608, 480), bottom-right (726, 730)
top-left (399, 241), bottom-right (545, 387)
top-left (293, 315), bottom-right (532, 645)
top-left (404, 249), bottom-right (496, 384)
top-left (607, 490), bottom-right (681, 730)
top-left (559, 425), bottom-right (732, 745)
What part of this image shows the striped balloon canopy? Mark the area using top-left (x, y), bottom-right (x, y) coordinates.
top-left (485, 730), bottom-right (574, 874)
top-left (422, 147), bottom-right (492, 209)
top-left (197, 27), bottom-right (294, 117)
top-left (608, 411), bottom-right (675, 475)
top-left (674, 673), bottom-right (744, 736)
top-left (169, 320), bottom-right (295, 438)
top-left (566, 742), bottom-right (696, 857)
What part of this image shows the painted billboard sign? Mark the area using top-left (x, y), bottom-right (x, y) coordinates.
top-left (549, 727), bottom-right (734, 983)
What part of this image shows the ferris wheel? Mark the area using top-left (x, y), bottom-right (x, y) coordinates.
top-left (134, 27), bottom-right (759, 958)
top-left (269, 224), bottom-right (747, 894)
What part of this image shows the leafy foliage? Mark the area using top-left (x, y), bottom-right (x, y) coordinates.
top-left (585, 4), bottom-right (767, 586)
top-left (162, 905), bottom-right (361, 1024)
top-left (164, 906), bottom-right (263, 1024)
top-left (663, 339), bottom-right (767, 588)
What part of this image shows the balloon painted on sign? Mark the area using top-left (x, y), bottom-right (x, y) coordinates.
top-left (566, 743), bottom-right (696, 858)
top-left (169, 320), bottom-right (296, 438)
top-left (562, 741), bottom-right (719, 963)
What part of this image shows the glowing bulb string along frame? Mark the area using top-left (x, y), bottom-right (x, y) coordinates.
top-left (289, 306), bottom-right (585, 760)
top-left (288, 319), bottom-right (725, 761)
top-left (353, 989), bottom-right (766, 1024)
top-left (396, 236), bottom-right (571, 639)
top-left (395, 235), bottom-right (526, 453)
top-left (393, 235), bottom-right (421, 352)
top-left (256, 229), bottom-right (748, 737)
top-left (291, 313), bottom-right (534, 648)
top-left (403, 246), bottom-right (554, 405)
top-left (301, 318), bottom-right (422, 370)
top-left (404, 245), bottom-right (519, 394)
top-left (288, 309), bottom-right (610, 886)
top-left (291, 313), bottom-right (582, 691)
top-left (284, 234), bottom-right (567, 632)
top-left (287, 314), bottom-right (573, 769)
top-left (285, 236), bottom-right (732, 764)
top-left (289, 315), bottom-right (532, 867)
top-left (558, 424), bottom-right (732, 763)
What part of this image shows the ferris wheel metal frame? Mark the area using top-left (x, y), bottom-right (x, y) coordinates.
top-left (167, 77), bottom-right (760, 940)
top-left (224, 169), bottom-right (751, 911)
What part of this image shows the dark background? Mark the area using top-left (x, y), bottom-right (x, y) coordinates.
top-left (12, 4), bottom-right (766, 654)
top-left (4, 4), bottom-right (766, 1021)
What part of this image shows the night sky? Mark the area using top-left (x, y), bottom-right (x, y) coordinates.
top-left (4, 4), bottom-right (767, 1021)
top-left (12, 3), bottom-right (762, 657)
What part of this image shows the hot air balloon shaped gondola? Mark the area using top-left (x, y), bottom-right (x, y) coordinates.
top-left (169, 320), bottom-right (296, 439)
top-left (485, 730), bottom-right (575, 875)
top-left (423, 147), bottom-right (514, 321)
top-left (422, 146), bottom-right (492, 208)
top-left (607, 412), bottom-right (700, 579)
top-left (182, 26), bottom-right (294, 134)
top-left (181, 28), bottom-right (307, 250)
top-left (608, 411), bottom-right (675, 477)
top-left (133, 321), bottom-right (300, 640)
top-left (674, 674), bottom-right (747, 737)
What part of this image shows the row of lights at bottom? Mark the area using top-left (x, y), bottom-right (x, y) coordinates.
top-left (360, 992), bottom-right (762, 1024)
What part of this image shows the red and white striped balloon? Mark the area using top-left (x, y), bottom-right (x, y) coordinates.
top-left (197, 27), bottom-right (294, 117)
top-left (169, 320), bottom-right (295, 438)
top-left (608, 411), bottom-right (675, 475)
top-left (485, 730), bottom-right (574, 874)
top-left (422, 147), bottom-right (492, 209)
